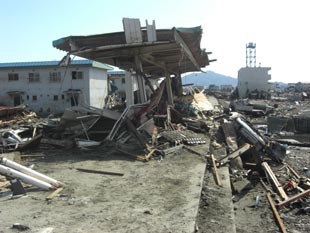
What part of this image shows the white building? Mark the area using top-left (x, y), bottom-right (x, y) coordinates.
top-left (107, 70), bottom-right (138, 101)
top-left (0, 60), bottom-right (112, 115)
top-left (237, 67), bottom-right (272, 98)
top-left (107, 70), bottom-right (158, 104)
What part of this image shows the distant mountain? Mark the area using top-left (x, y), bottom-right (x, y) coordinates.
top-left (182, 71), bottom-right (237, 87)
top-left (272, 81), bottom-right (288, 87)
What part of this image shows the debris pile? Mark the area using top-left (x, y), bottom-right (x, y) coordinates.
top-left (0, 106), bottom-right (42, 153)
top-left (204, 95), bottom-right (310, 232)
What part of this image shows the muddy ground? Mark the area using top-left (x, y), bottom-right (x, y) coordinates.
top-left (0, 142), bottom-right (207, 233)
top-left (1, 132), bottom-right (310, 233)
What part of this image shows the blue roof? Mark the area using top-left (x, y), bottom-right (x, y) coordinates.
top-left (108, 70), bottom-right (126, 75)
top-left (0, 59), bottom-right (111, 70)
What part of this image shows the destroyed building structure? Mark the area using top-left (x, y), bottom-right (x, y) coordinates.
top-left (0, 60), bottom-right (112, 114)
top-left (107, 69), bottom-right (158, 105)
top-left (53, 18), bottom-right (214, 107)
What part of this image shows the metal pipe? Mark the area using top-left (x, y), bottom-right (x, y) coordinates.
top-left (1, 158), bottom-right (60, 188)
top-left (0, 165), bottom-right (53, 190)
top-left (236, 117), bottom-right (265, 146)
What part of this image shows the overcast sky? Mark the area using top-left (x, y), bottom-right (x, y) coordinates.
top-left (1, 0), bottom-right (309, 83)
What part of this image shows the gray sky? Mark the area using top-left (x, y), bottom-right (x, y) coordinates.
top-left (0, 0), bottom-right (308, 83)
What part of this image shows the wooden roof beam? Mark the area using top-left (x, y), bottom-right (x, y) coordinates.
top-left (140, 55), bottom-right (175, 74)
top-left (173, 29), bottom-right (201, 71)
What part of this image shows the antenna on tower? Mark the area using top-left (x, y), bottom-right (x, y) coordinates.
top-left (246, 42), bottom-right (256, 67)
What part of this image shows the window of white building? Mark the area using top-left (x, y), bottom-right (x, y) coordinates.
top-left (49, 72), bottom-right (61, 82)
top-left (28, 72), bottom-right (40, 82)
top-left (8, 73), bottom-right (19, 81)
top-left (72, 71), bottom-right (83, 80)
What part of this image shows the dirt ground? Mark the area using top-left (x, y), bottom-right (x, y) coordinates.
top-left (0, 143), bottom-right (207, 233)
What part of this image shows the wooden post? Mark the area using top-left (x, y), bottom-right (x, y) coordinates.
top-left (286, 164), bottom-right (300, 179)
top-left (76, 168), bottom-right (124, 176)
top-left (262, 162), bottom-right (288, 200)
top-left (267, 192), bottom-right (287, 233)
top-left (165, 70), bottom-right (174, 105)
top-left (211, 154), bottom-right (222, 187)
top-left (135, 56), bottom-right (147, 103)
top-left (125, 71), bottom-right (135, 106)
top-left (277, 189), bottom-right (310, 208)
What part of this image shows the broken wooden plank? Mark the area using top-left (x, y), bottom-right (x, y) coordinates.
top-left (145, 149), bottom-right (156, 161)
top-left (136, 155), bottom-right (147, 162)
top-left (277, 189), bottom-right (310, 208)
top-left (125, 117), bottom-right (146, 147)
top-left (220, 143), bottom-right (251, 165)
top-left (286, 164), bottom-right (300, 179)
top-left (0, 180), bottom-right (10, 189)
top-left (46, 187), bottom-right (64, 201)
top-left (221, 121), bottom-right (238, 152)
top-left (211, 154), bottom-right (222, 187)
top-left (76, 168), bottom-right (124, 176)
top-left (262, 162), bottom-right (288, 200)
top-left (41, 138), bottom-right (73, 148)
top-left (267, 192), bottom-right (287, 233)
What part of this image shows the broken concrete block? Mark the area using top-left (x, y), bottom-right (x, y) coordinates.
top-left (231, 179), bottom-right (253, 194)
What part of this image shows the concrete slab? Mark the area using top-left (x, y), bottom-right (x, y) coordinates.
top-left (198, 166), bottom-right (236, 233)
top-left (0, 147), bottom-right (206, 233)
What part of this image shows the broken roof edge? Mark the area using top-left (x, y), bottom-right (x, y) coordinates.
top-left (52, 26), bottom-right (204, 52)
top-left (52, 24), bottom-right (212, 75)
top-left (176, 26), bottom-right (202, 34)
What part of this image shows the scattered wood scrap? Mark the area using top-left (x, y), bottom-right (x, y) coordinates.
top-left (277, 189), bottom-right (310, 208)
top-left (220, 143), bottom-right (251, 165)
top-left (0, 180), bottom-right (10, 189)
top-left (145, 149), bottom-right (156, 161)
top-left (46, 187), bottom-right (64, 201)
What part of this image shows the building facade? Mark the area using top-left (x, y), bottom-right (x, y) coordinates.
top-left (238, 67), bottom-right (272, 98)
top-left (107, 70), bottom-right (158, 105)
top-left (0, 60), bottom-right (111, 115)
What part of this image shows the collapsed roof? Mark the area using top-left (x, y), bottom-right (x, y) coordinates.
top-left (52, 19), bottom-right (214, 77)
